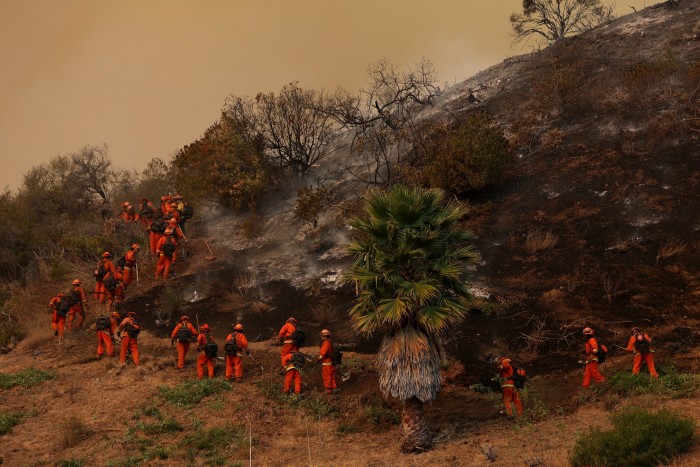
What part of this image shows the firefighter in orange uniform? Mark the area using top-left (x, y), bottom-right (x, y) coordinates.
top-left (196, 324), bottom-right (216, 379)
top-left (138, 198), bottom-right (156, 229)
top-left (318, 329), bottom-right (337, 394)
top-left (582, 327), bottom-right (606, 387)
top-left (155, 229), bottom-right (178, 278)
top-left (282, 351), bottom-right (302, 395)
top-left (169, 202), bottom-right (182, 225)
top-left (170, 316), bottom-right (198, 369)
top-left (122, 244), bottom-right (140, 289)
top-left (225, 323), bottom-right (249, 382)
top-left (67, 279), bottom-right (89, 331)
top-left (160, 195), bottom-right (172, 216)
top-left (95, 312), bottom-right (119, 359)
top-left (626, 327), bottom-right (659, 378)
top-left (106, 267), bottom-right (125, 311)
top-left (497, 357), bottom-right (523, 417)
top-left (49, 293), bottom-right (68, 343)
top-left (148, 218), bottom-right (166, 257)
top-left (118, 202), bottom-right (136, 222)
top-left (94, 252), bottom-right (115, 303)
top-left (278, 317), bottom-right (298, 364)
top-left (117, 311), bottom-right (141, 366)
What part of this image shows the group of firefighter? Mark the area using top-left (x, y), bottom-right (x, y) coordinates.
top-left (497, 325), bottom-right (659, 418)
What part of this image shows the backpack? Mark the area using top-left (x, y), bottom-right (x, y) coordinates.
top-left (331, 348), bottom-right (343, 366)
top-left (204, 336), bottom-right (218, 359)
top-left (181, 204), bottom-right (194, 220)
top-left (95, 316), bottom-right (111, 331)
top-left (291, 329), bottom-right (306, 348)
top-left (57, 296), bottom-right (71, 317)
top-left (162, 242), bottom-right (176, 257)
top-left (512, 367), bottom-right (527, 389)
top-left (115, 255), bottom-right (126, 269)
top-left (176, 324), bottom-right (193, 343)
top-left (125, 321), bottom-right (141, 338)
top-left (224, 334), bottom-right (241, 356)
top-left (291, 352), bottom-right (306, 369)
top-left (104, 276), bottom-right (118, 292)
top-left (140, 205), bottom-right (155, 219)
top-left (634, 335), bottom-right (651, 355)
top-left (94, 260), bottom-right (107, 281)
top-left (591, 337), bottom-right (608, 364)
top-left (68, 290), bottom-right (82, 306)
top-left (150, 220), bottom-right (166, 234)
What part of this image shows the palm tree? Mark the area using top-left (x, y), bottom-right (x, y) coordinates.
top-left (346, 185), bottom-right (478, 453)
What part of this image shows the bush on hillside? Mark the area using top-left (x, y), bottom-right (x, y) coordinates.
top-left (595, 369), bottom-right (700, 399)
top-left (426, 113), bottom-right (513, 194)
top-left (570, 408), bottom-right (695, 467)
top-left (294, 186), bottom-right (332, 227)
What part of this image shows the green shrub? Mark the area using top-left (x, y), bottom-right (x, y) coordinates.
top-left (596, 370), bottom-right (700, 399)
top-left (182, 424), bottom-right (247, 463)
top-left (57, 460), bottom-right (85, 467)
top-left (363, 396), bottom-right (400, 426)
top-left (427, 113), bottom-right (513, 194)
top-left (0, 368), bottom-right (54, 389)
top-left (144, 445), bottom-right (170, 461)
top-left (140, 418), bottom-right (183, 436)
top-left (570, 408), bottom-right (695, 467)
top-left (337, 423), bottom-right (359, 434)
top-left (158, 378), bottom-right (231, 407)
top-left (0, 412), bottom-right (22, 435)
top-left (255, 376), bottom-right (339, 420)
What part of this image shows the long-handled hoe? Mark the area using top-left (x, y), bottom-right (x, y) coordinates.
top-left (247, 352), bottom-right (264, 372)
top-left (204, 239), bottom-right (217, 261)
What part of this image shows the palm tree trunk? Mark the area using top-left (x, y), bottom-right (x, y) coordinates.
top-left (400, 396), bottom-right (433, 453)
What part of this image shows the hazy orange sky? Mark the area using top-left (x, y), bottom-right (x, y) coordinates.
top-left (0, 0), bottom-right (649, 190)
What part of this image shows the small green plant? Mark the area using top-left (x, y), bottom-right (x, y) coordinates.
top-left (363, 396), bottom-right (400, 427)
top-left (57, 459), bottom-right (85, 467)
top-left (0, 367), bottom-right (54, 389)
top-left (105, 457), bottom-right (143, 467)
top-left (143, 445), bottom-right (170, 461)
top-left (158, 378), bottom-right (231, 407)
top-left (570, 408), bottom-right (695, 467)
top-left (337, 423), bottom-right (359, 434)
top-left (182, 424), bottom-right (247, 463)
top-left (140, 418), bottom-right (183, 436)
top-left (132, 404), bottom-right (162, 421)
top-left (0, 412), bottom-right (22, 435)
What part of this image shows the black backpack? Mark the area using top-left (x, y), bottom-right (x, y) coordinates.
top-left (590, 337), bottom-right (608, 364)
top-left (162, 242), bottom-right (176, 257)
top-left (224, 334), bottom-right (241, 356)
top-left (95, 316), bottom-right (111, 331)
top-left (104, 276), bottom-right (118, 292)
top-left (115, 255), bottom-right (127, 268)
top-left (68, 290), bottom-right (82, 306)
top-left (182, 204), bottom-right (194, 220)
top-left (291, 352), bottom-right (306, 369)
top-left (204, 336), bottom-right (218, 359)
top-left (176, 324), bottom-right (192, 343)
top-left (125, 322), bottom-right (141, 338)
top-left (94, 260), bottom-right (107, 281)
top-left (634, 335), bottom-right (651, 355)
top-left (150, 220), bottom-right (166, 234)
top-left (331, 348), bottom-right (343, 366)
top-left (56, 296), bottom-right (71, 317)
top-left (512, 367), bottom-right (527, 389)
top-left (140, 205), bottom-right (155, 219)
top-left (291, 329), bottom-right (306, 348)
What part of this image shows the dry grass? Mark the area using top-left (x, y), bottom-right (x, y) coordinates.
top-left (601, 273), bottom-right (626, 305)
top-left (524, 228), bottom-right (559, 255)
top-left (657, 236), bottom-right (687, 265)
top-left (59, 416), bottom-right (92, 449)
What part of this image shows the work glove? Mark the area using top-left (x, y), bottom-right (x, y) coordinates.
top-left (578, 360), bottom-right (585, 365)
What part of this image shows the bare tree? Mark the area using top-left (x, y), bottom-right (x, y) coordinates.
top-left (224, 82), bottom-right (339, 177)
top-left (326, 59), bottom-right (441, 184)
top-left (70, 144), bottom-right (114, 205)
top-left (511, 0), bottom-right (615, 45)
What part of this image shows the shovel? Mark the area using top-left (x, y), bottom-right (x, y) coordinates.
top-left (204, 239), bottom-right (217, 261)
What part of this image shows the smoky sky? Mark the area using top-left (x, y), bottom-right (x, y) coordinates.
top-left (0, 0), bottom-right (649, 190)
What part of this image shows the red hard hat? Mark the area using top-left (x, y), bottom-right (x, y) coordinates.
top-left (287, 317), bottom-right (297, 324)
top-left (127, 312), bottom-right (136, 318)
top-left (72, 279), bottom-right (81, 286)
top-left (131, 244), bottom-right (140, 250)
top-left (102, 252), bottom-right (111, 258)
top-left (180, 315), bottom-right (189, 322)
top-left (233, 323), bottom-right (244, 331)
top-left (201, 324), bottom-right (210, 332)
top-left (583, 327), bottom-right (594, 335)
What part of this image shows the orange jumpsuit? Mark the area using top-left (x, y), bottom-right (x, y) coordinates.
top-left (582, 337), bottom-right (606, 387)
top-left (282, 352), bottom-right (302, 394)
top-left (155, 236), bottom-right (178, 278)
top-left (139, 200), bottom-right (156, 228)
top-left (123, 250), bottom-right (138, 288)
top-left (499, 361), bottom-right (524, 416)
top-left (160, 196), bottom-right (172, 216)
top-left (94, 259), bottom-right (116, 302)
top-left (107, 268), bottom-right (125, 310)
top-left (49, 296), bottom-right (66, 339)
top-left (96, 316), bottom-right (117, 358)
top-left (319, 339), bottom-right (337, 394)
top-left (626, 333), bottom-right (659, 377)
top-left (225, 332), bottom-right (248, 381)
top-left (67, 286), bottom-right (88, 330)
top-left (118, 317), bottom-right (141, 365)
top-left (171, 321), bottom-right (198, 369)
top-left (278, 322), bottom-right (298, 364)
top-left (149, 221), bottom-right (165, 257)
top-left (196, 333), bottom-right (216, 379)
top-left (118, 207), bottom-right (136, 222)
top-left (170, 209), bottom-right (182, 226)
